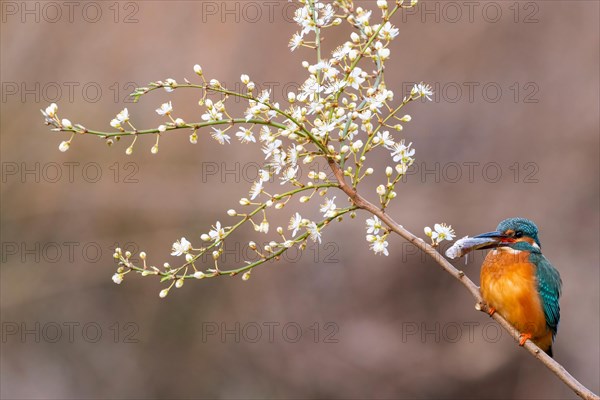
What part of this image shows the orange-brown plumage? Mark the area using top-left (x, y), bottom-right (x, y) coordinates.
top-left (480, 248), bottom-right (554, 352)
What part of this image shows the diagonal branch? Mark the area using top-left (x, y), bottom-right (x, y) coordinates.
top-left (327, 158), bottom-right (599, 400)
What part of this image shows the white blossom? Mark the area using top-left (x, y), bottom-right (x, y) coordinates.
top-left (390, 141), bottom-right (415, 164)
top-left (289, 213), bottom-right (303, 236)
top-left (256, 220), bottom-right (269, 234)
top-left (320, 197), bottom-right (337, 218)
top-left (307, 222), bottom-right (322, 243)
top-left (202, 107), bottom-right (223, 122)
top-left (412, 82), bottom-right (434, 101)
top-left (211, 128), bottom-right (231, 145)
top-left (258, 169), bottom-right (271, 183)
top-left (250, 181), bottom-right (263, 200)
top-left (156, 101), bottom-right (173, 116)
top-left (366, 216), bottom-right (383, 235)
top-left (262, 139), bottom-right (282, 159)
top-left (367, 234), bottom-right (389, 256)
top-left (236, 127), bottom-right (256, 143)
top-left (289, 33), bottom-right (303, 51)
top-left (171, 237), bottom-right (192, 256)
top-left (377, 22), bottom-right (399, 41)
top-left (280, 166), bottom-right (299, 185)
top-left (209, 222), bottom-right (226, 243)
top-left (355, 9), bottom-right (372, 26)
top-left (375, 131), bottom-right (395, 148)
top-left (346, 67), bottom-right (366, 90)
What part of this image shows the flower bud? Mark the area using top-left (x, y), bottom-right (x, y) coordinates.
top-left (386, 166), bottom-right (393, 177)
top-left (194, 271), bottom-right (205, 279)
top-left (45, 103), bottom-right (58, 117)
top-left (396, 164), bottom-right (407, 174)
top-left (59, 141), bottom-right (70, 152)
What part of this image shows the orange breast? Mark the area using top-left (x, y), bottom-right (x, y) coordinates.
top-left (480, 248), bottom-right (551, 348)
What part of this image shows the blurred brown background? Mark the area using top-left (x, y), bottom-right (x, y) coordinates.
top-left (1, 1), bottom-right (598, 399)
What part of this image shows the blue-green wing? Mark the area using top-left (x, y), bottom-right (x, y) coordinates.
top-left (532, 253), bottom-right (562, 336)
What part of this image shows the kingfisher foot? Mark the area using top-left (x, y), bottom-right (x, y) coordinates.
top-left (487, 307), bottom-right (496, 316)
top-left (519, 333), bottom-right (533, 346)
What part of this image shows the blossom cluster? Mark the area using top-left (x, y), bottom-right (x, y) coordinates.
top-left (42, 0), bottom-right (455, 297)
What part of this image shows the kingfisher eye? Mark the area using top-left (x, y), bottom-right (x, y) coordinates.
top-left (514, 231), bottom-right (523, 238)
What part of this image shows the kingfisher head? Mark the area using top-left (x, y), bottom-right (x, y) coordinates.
top-left (474, 217), bottom-right (541, 250)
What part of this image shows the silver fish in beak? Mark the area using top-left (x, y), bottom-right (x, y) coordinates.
top-left (445, 231), bottom-right (510, 259)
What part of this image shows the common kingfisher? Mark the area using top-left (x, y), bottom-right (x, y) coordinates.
top-left (462, 218), bottom-right (562, 356)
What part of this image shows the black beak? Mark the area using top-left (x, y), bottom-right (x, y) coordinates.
top-left (471, 231), bottom-right (510, 250)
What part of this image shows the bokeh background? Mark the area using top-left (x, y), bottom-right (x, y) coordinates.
top-left (1, 1), bottom-right (598, 399)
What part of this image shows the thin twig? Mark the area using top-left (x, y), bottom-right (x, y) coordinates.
top-left (327, 158), bottom-right (599, 400)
